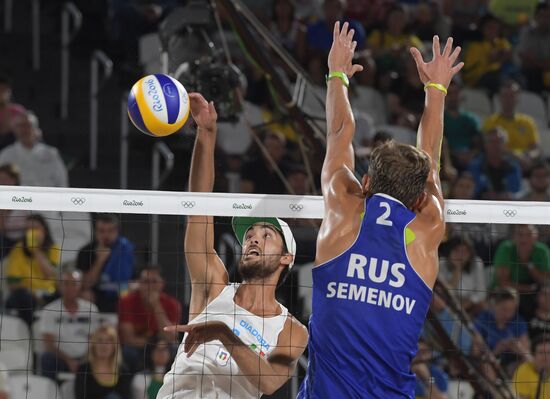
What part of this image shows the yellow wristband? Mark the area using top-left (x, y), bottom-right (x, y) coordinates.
top-left (326, 71), bottom-right (350, 88)
top-left (424, 82), bottom-right (447, 95)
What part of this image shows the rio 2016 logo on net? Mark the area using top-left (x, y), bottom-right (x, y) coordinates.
top-left (145, 78), bottom-right (164, 113)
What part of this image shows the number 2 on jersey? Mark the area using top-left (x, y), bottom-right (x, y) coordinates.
top-left (376, 202), bottom-right (393, 226)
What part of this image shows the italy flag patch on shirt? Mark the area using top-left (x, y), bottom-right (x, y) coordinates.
top-left (216, 347), bottom-right (230, 366)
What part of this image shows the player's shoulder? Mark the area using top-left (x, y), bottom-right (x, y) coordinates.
top-left (283, 314), bottom-right (309, 342)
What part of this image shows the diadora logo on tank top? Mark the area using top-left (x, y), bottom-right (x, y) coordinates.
top-left (239, 320), bottom-right (270, 350)
top-left (325, 253), bottom-right (418, 315)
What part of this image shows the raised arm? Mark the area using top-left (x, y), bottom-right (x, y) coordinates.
top-left (321, 21), bottom-right (364, 196)
top-left (410, 36), bottom-right (464, 208)
top-left (185, 93), bottom-right (228, 318)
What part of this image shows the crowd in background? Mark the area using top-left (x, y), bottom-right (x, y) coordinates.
top-left (2, 0), bottom-right (550, 398)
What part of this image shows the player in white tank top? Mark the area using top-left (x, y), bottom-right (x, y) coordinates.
top-left (157, 93), bottom-right (308, 399)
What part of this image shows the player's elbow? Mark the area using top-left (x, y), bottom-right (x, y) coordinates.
top-left (260, 378), bottom-right (285, 395)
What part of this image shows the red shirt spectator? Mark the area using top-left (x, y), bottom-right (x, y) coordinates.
top-left (119, 266), bottom-right (181, 345)
top-left (119, 290), bottom-right (181, 338)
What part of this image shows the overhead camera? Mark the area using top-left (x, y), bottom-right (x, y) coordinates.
top-left (159, 0), bottom-right (242, 122)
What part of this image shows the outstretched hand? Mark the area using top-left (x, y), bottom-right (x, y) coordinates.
top-left (328, 21), bottom-right (364, 78)
top-left (410, 36), bottom-right (464, 88)
top-left (164, 321), bottom-right (233, 357)
top-left (189, 92), bottom-right (217, 132)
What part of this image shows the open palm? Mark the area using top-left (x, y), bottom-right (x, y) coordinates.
top-left (189, 92), bottom-right (217, 132)
top-left (410, 36), bottom-right (464, 88)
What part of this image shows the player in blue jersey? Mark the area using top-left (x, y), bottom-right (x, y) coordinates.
top-left (297, 22), bottom-right (464, 398)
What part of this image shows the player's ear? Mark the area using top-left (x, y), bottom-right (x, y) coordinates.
top-left (413, 191), bottom-right (428, 212)
top-left (280, 253), bottom-right (293, 266)
top-left (361, 174), bottom-right (369, 194)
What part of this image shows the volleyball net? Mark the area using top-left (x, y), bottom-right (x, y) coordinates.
top-left (0, 185), bottom-right (549, 398)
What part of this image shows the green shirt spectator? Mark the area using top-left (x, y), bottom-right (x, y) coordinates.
top-left (493, 240), bottom-right (550, 286)
top-left (493, 225), bottom-right (550, 290)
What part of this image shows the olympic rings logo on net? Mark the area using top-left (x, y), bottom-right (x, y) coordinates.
top-left (181, 201), bottom-right (196, 208)
top-left (289, 204), bottom-right (303, 212)
top-left (503, 209), bottom-right (517, 217)
top-left (71, 197), bottom-right (86, 205)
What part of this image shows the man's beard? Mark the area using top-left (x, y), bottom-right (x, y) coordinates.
top-left (238, 254), bottom-right (281, 281)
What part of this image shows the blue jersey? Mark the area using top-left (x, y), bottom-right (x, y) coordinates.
top-left (298, 193), bottom-right (433, 398)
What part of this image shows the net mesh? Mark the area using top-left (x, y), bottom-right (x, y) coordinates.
top-left (0, 186), bottom-right (548, 398)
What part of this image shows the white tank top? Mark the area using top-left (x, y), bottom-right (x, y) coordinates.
top-left (157, 283), bottom-right (289, 399)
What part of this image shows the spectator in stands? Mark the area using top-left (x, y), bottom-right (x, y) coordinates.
top-left (0, 111), bottom-right (68, 187)
top-left (240, 131), bottom-right (291, 194)
top-left (528, 282), bottom-right (550, 340)
top-left (446, 171), bottom-right (510, 263)
top-left (411, 1), bottom-right (451, 42)
top-left (521, 161), bottom-right (550, 243)
top-left (77, 214), bottom-right (135, 313)
top-left (482, 80), bottom-right (541, 168)
top-left (463, 14), bottom-right (513, 94)
top-left (270, 0), bottom-right (305, 56)
top-left (443, 0), bottom-right (488, 43)
top-left (513, 334), bottom-right (550, 399)
top-left (286, 165), bottom-right (310, 195)
top-left (519, 2), bottom-right (550, 93)
top-left (0, 75), bottom-right (24, 151)
top-left (0, 164), bottom-right (28, 258)
top-left (522, 160), bottom-right (550, 202)
top-left (444, 82), bottom-right (482, 170)
top-left (131, 336), bottom-right (174, 399)
top-left (367, 5), bottom-right (423, 75)
top-left (110, 0), bottom-right (178, 64)
top-left (494, 225), bottom-right (550, 290)
top-left (299, 0), bottom-right (365, 78)
top-left (119, 265), bottom-right (181, 372)
top-left (475, 287), bottom-right (531, 374)
top-left (386, 52), bottom-right (425, 127)
top-left (75, 325), bottom-right (132, 399)
top-left (427, 293), bottom-right (473, 355)
top-left (40, 267), bottom-right (98, 381)
top-left (412, 338), bottom-right (448, 399)
top-left (468, 127), bottom-right (522, 200)
top-left (5, 214), bottom-right (60, 326)
top-left (494, 225), bottom-right (550, 319)
top-left (439, 236), bottom-right (487, 315)
top-left (449, 171), bottom-right (476, 200)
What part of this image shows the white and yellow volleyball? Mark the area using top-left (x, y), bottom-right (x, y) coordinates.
top-left (127, 74), bottom-right (190, 137)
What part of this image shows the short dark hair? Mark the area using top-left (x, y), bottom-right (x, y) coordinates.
top-left (140, 264), bottom-right (163, 277)
top-left (95, 213), bottom-right (119, 226)
top-left (0, 163), bottom-right (21, 185)
top-left (490, 287), bottom-right (518, 304)
top-left (528, 160), bottom-right (550, 177)
top-left (367, 141), bottom-right (430, 209)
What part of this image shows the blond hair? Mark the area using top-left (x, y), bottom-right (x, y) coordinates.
top-left (89, 325), bottom-right (122, 379)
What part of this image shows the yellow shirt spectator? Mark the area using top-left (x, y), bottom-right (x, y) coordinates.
top-left (463, 38), bottom-right (512, 86)
top-left (513, 361), bottom-right (550, 399)
top-left (483, 113), bottom-right (540, 155)
top-left (6, 243), bottom-right (61, 294)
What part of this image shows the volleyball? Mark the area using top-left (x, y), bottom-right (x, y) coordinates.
top-left (127, 74), bottom-right (190, 137)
